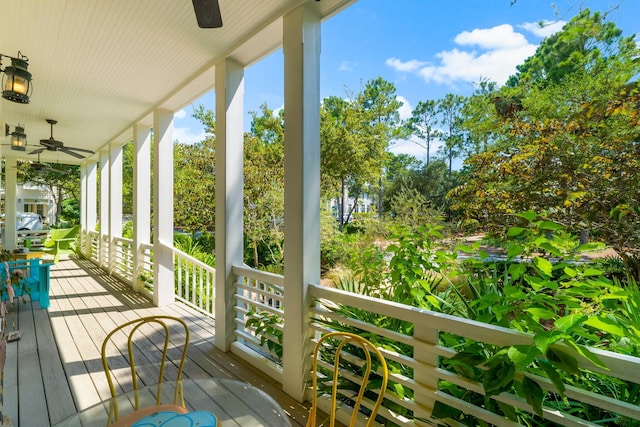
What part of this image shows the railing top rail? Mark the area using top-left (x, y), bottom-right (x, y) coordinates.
top-left (310, 283), bottom-right (640, 384)
top-left (112, 235), bottom-right (133, 244)
top-left (175, 247), bottom-right (215, 272)
top-left (232, 264), bottom-right (284, 287)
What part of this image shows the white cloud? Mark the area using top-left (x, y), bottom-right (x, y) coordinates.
top-left (174, 126), bottom-right (208, 145)
top-left (454, 24), bottom-right (529, 49)
top-left (519, 20), bottom-right (566, 38)
top-left (174, 109), bottom-right (187, 119)
top-left (386, 23), bottom-right (539, 87)
top-left (386, 58), bottom-right (427, 73)
top-left (396, 96), bottom-right (412, 120)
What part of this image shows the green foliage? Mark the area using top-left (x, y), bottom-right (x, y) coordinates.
top-left (318, 212), bottom-right (640, 425)
top-left (244, 105), bottom-right (285, 270)
top-left (60, 198), bottom-right (80, 225)
top-left (245, 311), bottom-right (283, 359)
top-left (174, 233), bottom-right (215, 267)
top-left (321, 78), bottom-right (403, 229)
top-left (122, 220), bottom-right (133, 239)
top-left (450, 9), bottom-right (640, 273)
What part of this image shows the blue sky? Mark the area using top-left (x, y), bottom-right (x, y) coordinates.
top-left (173, 0), bottom-right (640, 162)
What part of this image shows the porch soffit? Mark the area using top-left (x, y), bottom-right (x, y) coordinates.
top-left (0, 0), bottom-right (354, 165)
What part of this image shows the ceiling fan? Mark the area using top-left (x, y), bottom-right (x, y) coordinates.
top-left (192, 0), bottom-right (223, 28)
top-left (29, 119), bottom-right (94, 159)
top-left (22, 153), bottom-right (62, 174)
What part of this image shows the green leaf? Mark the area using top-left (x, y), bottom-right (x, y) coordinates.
top-left (563, 340), bottom-right (607, 370)
top-left (482, 358), bottom-right (515, 396)
top-left (533, 257), bottom-right (553, 277)
top-left (526, 307), bottom-right (556, 320)
top-left (507, 244), bottom-right (525, 258)
top-left (538, 220), bottom-right (564, 231)
top-left (564, 266), bottom-right (577, 277)
top-left (450, 351), bottom-right (486, 367)
top-left (534, 331), bottom-right (564, 353)
top-left (478, 249), bottom-right (490, 260)
top-left (583, 315), bottom-right (626, 337)
top-left (554, 314), bottom-right (588, 334)
top-left (546, 347), bottom-right (580, 375)
top-left (432, 401), bottom-right (461, 419)
top-left (582, 268), bottom-right (605, 277)
top-left (522, 376), bottom-right (545, 416)
top-left (508, 262), bottom-right (527, 279)
top-left (538, 358), bottom-right (566, 396)
top-left (426, 295), bottom-right (440, 309)
top-left (507, 227), bottom-right (525, 236)
top-left (508, 345), bottom-right (541, 369)
top-left (515, 211), bottom-right (537, 222)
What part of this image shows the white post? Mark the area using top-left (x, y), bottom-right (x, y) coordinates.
top-left (133, 124), bottom-right (151, 291)
top-left (282, 4), bottom-right (321, 401)
top-left (153, 109), bottom-right (175, 306)
top-left (109, 142), bottom-right (123, 273)
top-left (99, 149), bottom-right (110, 268)
top-left (3, 157), bottom-right (19, 250)
top-left (80, 163), bottom-right (87, 253)
top-left (85, 160), bottom-right (98, 258)
top-left (214, 58), bottom-right (245, 351)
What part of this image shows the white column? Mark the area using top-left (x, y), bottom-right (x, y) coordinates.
top-left (153, 109), bottom-right (175, 306)
top-left (109, 142), bottom-right (123, 273)
top-left (133, 124), bottom-right (151, 291)
top-left (3, 156), bottom-right (19, 250)
top-left (214, 58), bottom-right (245, 351)
top-left (99, 148), bottom-right (110, 267)
top-left (85, 160), bottom-right (98, 257)
top-left (282, 4), bottom-right (321, 401)
top-left (80, 163), bottom-right (87, 254)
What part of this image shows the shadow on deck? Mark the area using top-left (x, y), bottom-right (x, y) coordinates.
top-left (3, 258), bottom-right (309, 426)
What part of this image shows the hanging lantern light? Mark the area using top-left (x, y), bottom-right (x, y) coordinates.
top-left (5, 123), bottom-right (27, 151)
top-left (1, 52), bottom-right (32, 104)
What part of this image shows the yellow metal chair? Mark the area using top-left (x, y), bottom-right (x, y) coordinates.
top-left (307, 331), bottom-right (389, 427)
top-left (101, 315), bottom-right (190, 426)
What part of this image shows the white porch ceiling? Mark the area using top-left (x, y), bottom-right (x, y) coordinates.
top-left (0, 0), bottom-right (354, 164)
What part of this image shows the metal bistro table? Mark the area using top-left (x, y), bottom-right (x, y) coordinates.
top-left (53, 378), bottom-right (292, 427)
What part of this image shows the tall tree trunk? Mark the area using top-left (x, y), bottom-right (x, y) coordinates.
top-left (378, 177), bottom-right (383, 218)
top-left (56, 186), bottom-right (63, 225)
top-left (339, 179), bottom-right (347, 232)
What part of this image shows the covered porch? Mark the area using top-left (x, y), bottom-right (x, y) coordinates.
top-left (2, 1), bottom-right (640, 426)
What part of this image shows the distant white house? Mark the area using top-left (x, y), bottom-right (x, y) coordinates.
top-left (1, 182), bottom-right (56, 226)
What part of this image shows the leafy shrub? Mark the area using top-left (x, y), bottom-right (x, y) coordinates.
top-left (319, 211), bottom-right (640, 425)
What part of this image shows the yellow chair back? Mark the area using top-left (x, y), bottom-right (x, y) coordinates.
top-left (101, 315), bottom-right (190, 424)
top-left (307, 331), bottom-right (389, 427)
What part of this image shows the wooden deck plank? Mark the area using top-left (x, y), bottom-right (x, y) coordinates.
top-left (2, 258), bottom-right (308, 426)
top-left (17, 299), bottom-right (50, 427)
top-left (32, 301), bottom-right (77, 425)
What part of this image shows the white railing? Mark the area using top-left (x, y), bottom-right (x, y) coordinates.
top-left (223, 263), bottom-right (640, 427)
top-left (174, 248), bottom-right (215, 316)
top-left (111, 236), bottom-right (135, 283)
top-left (137, 242), bottom-right (154, 294)
top-left (230, 264), bottom-right (285, 381)
top-left (86, 230), bottom-right (100, 263)
top-left (308, 285), bottom-right (640, 427)
top-left (16, 229), bottom-right (50, 248)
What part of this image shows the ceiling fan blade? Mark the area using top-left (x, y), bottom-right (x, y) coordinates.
top-left (29, 147), bottom-right (46, 155)
top-left (59, 147), bottom-right (86, 159)
top-left (66, 146), bottom-right (95, 154)
top-left (40, 138), bottom-right (56, 148)
top-left (192, 0), bottom-right (222, 28)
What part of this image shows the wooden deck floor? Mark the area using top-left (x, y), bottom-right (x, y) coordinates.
top-left (3, 258), bottom-right (310, 427)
